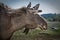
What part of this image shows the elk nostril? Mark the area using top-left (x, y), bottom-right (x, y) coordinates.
top-left (44, 28), bottom-right (46, 30)
top-left (38, 10), bottom-right (42, 12)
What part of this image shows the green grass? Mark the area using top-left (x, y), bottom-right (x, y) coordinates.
top-left (11, 29), bottom-right (60, 40)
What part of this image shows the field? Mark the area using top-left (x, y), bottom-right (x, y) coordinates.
top-left (11, 22), bottom-right (60, 40)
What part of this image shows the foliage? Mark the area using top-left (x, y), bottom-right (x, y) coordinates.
top-left (41, 13), bottom-right (60, 22)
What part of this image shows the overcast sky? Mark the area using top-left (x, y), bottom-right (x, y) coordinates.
top-left (0, 0), bottom-right (60, 14)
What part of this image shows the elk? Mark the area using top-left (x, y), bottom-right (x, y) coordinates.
top-left (0, 2), bottom-right (46, 40)
top-left (23, 3), bottom-right (47, 34)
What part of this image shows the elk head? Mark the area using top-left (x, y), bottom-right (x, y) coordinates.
top-left (23, 2), bottom-right (47, 34)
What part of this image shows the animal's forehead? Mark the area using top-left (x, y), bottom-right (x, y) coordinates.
top-left (28, 8), bottom-right (38, 11)
top-left (28, 8), bottom-right (37, 12)
top-left (28, 8), bottom-right (38, 12)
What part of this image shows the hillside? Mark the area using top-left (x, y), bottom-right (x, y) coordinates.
top-left (41, 13), bottom-right (60, 22)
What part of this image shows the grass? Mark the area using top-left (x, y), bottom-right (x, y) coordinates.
top-left (11, 29), bottom-right (60, 40)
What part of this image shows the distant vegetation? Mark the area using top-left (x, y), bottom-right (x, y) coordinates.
top-left (41, 13), bottom-right (60, 22)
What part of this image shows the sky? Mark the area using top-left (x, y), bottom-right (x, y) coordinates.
top-left (0, 0), bottom-right (60, 14)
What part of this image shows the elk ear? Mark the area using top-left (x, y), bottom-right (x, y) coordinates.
top-left (33, 4), bottom-right (40, 10)
top-left (27, 2), bottom-right (31, 8)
